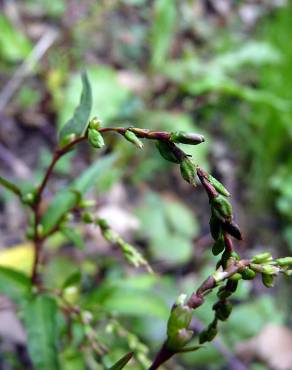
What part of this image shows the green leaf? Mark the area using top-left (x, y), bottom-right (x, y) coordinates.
top-left (0, 267), bottom-right (31, 303)
top-left (61, 227), bottom-right (85, 250)
top-left (108, 352), bottom-right (133, 370)
top-left (136, 192), bottom-right (198, 264)
top-left (23, 294), bottom-right (60, 370)
top-left (150, 0), bottom-right (176, 69)
top-left (59, 71), bottom-right (92, 144)
top-left (59, 66), bottom-right (131, 128)
top-left (0, 15), bottom-right (32, 62)
top-left (0, 176), bottom-right (21, 197)
top-left (40, 154), bottom-right (118, 234)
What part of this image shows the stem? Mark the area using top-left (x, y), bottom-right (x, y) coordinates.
top-left (30, 136), bottom-right (86, 284)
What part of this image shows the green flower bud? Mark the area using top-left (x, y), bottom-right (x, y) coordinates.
top-left (214, 301), bottom-right (232, 321)
top-left (241, 268), bottom-right (256, 280)
top-left (262, 273), bottom-right (274, 288)
top-left (199, 327), bottom-right (217, 344)
top-left (96, 218), bottom-right (109, 230)
top-left (261, 265), bottom-right (279, 275)
top-left (217, 287), bottom-right (232, 300)
top-left (275, 257), bottom-right (292, 267)
top-left (226, 279), bottom-right (238, 293)
top-left (82, 212), bottom-right (94, 224)
top-left (180, 157), bottom-right (196, 185)
top-left (209, 213), bottom-right (222, 240)
top-left (167, 304), bottom-right (193, 338)
top-left (211, 195), bottom-right (233, 220)
top-left (37, 224), bottom-right (44, 238)
top-left (60, 133), bottom-right (77, 147)
top-left (89, 116), bottom-right (102, 130)
top-left (167, 328), bottom-right (193, 350)
top-left (88, 128), bottom-right (104, 149)
top-left (212, 236), bottom-right (225, 256)
top-left (229, 273), bottom-right (242, 282)
top-left (156, 141), bottom-right (181, 163)
top-left (124, 130), bottom-right (143, 149)
top-left (251, 252), bottom-right (272, 264)
top-left (208, 174), bottom-right (230, 197)
top-left (22, 192), bottom-right (36, 205)
top-left (79, 199), bottom-right (96, 208)
top-left (170, 131), bottom-right (205, 145)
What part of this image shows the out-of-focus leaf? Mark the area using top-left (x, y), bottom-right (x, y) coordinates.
top-left (23, 294), bottom-right (60, 370)
top-left (43, 257), bottom-right (79, 289)
top-left (88, 274), bottom-right (169, 319)
top-left (41, 191), bottom-right (77, 235)
top-left (0, 176), bottom-right (21, 197)
top-left (61, 350), bottom-right (85, 370)
top-left (62, 271), bottom-right (81, 290)
top-left (40, 154), bottom-right (118, 234)
top-left (0, 15), bottom-right (32, 62)
top-left (150, 0), bottom-right (176, 69)
top-left (0, 243), bottom-right (34, 274)
top-left (136, 192), bottom-right (198, 264)
top-left (61, 227), bottom-right (85, 250)
top-left (0, 266), bottom-right (31, 303)
top-left (108, 352), bottom-right (133, 370)
top-left (59, 66), bottom-right (131, 128)
top-left (59, 72), bottom-right (92, 143)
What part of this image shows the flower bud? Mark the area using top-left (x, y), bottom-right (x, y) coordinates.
top-left (60, 133), bottom-right (77, 147)
top-left (211, 195), bottom-right (233, 221)
top-left (124, 130), bottom-right (143, 149)
top-left (212, 237), bottom-right (225, 256)
top-left (82, 212), bottom-right (94, 224)
top-left (199, 326), bottom-right (217, 344)
top-left (261, 265), bottom-right (279, 275)
top-left (209, 213), bottom-right (222, 240)
top-left (88, 128), bottom-right (104, 149)
top-left (156, 141), bottom-right (182, 163)
top-left (207, 174), bottom-right (230, 197)
top-left (22, 192), bottom-right (36, 205)
top-left (167, 304), bottom-right (193, 338)
top-left (89, 116), bottom-right (102, 130)
top-left (241, 268), bottom-right (256, 280)
top-left (275, 257), bottom-right (292, 267)
top-left (170, 131), bottom-right (205, 145)
top-left (180, 157), bottom-right (196, 185)
top-left (262, 273), bottom-right (274, 288)
top-left (79, 199), bottom-right (96, 208)
top-left (167, 328), bottom-right (193, 350)
top-left (222, 220), bottom-right (243, 240)
top-left (251, 252), bottom-right (272, 264)
top-left (229, 273), bottom-right (242, 282)
top-left (213, 301), bottom-right (232, 321)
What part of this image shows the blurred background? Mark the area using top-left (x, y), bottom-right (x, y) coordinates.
top-left (0, 0), bottom-right (292, 369)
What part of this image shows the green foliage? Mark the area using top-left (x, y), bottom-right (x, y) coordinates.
top-left (59, 66), bottom-right (131, 128)
top-left (136, 192), bottom-right (199, 264)
top-left (150, 0), bottom-right (176, 69)
top-left (0, 267), bottom-right (31, 303)
top-left (0, 15), bottom-right (32, 62)
top-left (23, 295), bottom-right (60, 370)
top-left (59, 72), bottom-right (92, 144)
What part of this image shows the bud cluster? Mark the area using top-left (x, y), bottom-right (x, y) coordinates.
top-left (166, 295), bottom-right (193, 350)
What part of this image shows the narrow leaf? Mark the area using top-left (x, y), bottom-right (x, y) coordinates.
top-left (40, 154), bottom-right (118, 234)
top-left (59, 71), bottom-right (92, 144)
top-left (150, 0), bottom-right (176, 69)
top-left (61, 227), bottom-right (85, 250)
top-left (0, 176), bottom-right (21, 197)
top-left (0, 266), bottom-right (31, 303)
top-left (23, 294), bottom-right (60, 370)
top-left (108, 352), bottom-right (133, 370)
